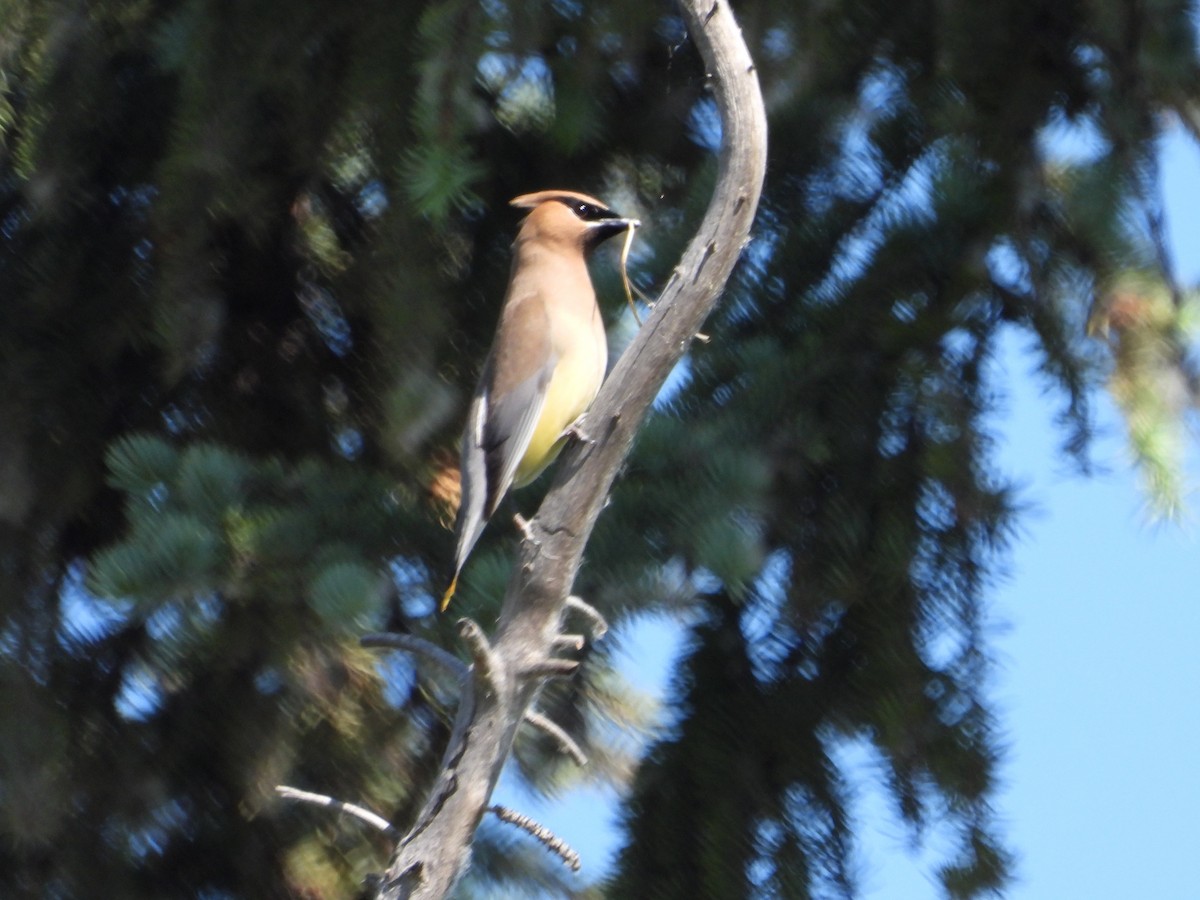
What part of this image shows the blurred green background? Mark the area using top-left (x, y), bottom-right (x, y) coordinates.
top-left (2, 0), bottom-right (1197, 897)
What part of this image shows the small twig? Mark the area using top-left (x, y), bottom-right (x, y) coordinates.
top-left (361, 633), bottom-right (468, 681)
top-left (457, 618), bottom-right (500, 689)
top-left (552, 634), bottom-right (585, 652)
top-left (488, 804), bottom-right (581, 872)
top-left (512, 512), bottom-right (536, 543)
top-left (523, 709), bottom-right (589, 767)
top-left (629, 280), bottom-right (708, 341)
top-left (630, 279), bottom-right (657, 308)
top-left (564, 595), bottom-right (609, 639)
top-left (275, 785), bottom-right (399, 837)
top-left (521, 658), bottom-right (580, 679)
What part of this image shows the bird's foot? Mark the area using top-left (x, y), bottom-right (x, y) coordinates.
top-left (560, 414), bottom-right (594, 445)
top-left (513, 513), bottom-right (538, 545)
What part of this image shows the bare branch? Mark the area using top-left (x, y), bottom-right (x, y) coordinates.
top-left (373, 1), bottom-right (766, 894)
top-left (361, 632), bottom-right (468, 682)
top-left (457, 617), bottom-right (502, 690)
top-left (520, 658), bottom-right (580, 679)
top-left (523, 709), bottom-right (589, 767)
top-left (551, 634), bottom-right (585, 651)
top-left (275, 785), bottom-right (399, 837)
top-left (487, 805), bottom-right (581, 873)
top-left (564, 595), bottom-right (609, 639)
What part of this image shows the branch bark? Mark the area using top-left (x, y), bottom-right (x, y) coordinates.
top-left (374, 2), bottom-right (767, 896)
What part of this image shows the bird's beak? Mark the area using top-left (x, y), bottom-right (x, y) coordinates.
top-left (584, 216), bottom-right (640, 247)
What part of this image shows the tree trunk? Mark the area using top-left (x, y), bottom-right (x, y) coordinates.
top-left (374, 1), bottom-right (768, 895)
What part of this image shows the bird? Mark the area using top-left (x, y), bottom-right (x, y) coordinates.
top-left (441, 189), bottom-right (639, 611)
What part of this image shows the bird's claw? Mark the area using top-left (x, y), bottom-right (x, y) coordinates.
top-left (561, 414), bottom-right (595, 445)
top-left (513, 513), bottom-right (538, 544)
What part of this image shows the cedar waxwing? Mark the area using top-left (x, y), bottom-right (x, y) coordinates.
top-left (441, 190), bottom-right (639, 610)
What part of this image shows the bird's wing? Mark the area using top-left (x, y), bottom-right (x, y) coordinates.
top-left (480, 292), bottom-right (556, 515)
top-left (450, 384), bottom-right (492, 578)
top-left (451, 290), bottom-right (554, 578)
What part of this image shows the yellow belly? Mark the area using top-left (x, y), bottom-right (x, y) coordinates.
top-left (513, 339), bottom-right (604, 487)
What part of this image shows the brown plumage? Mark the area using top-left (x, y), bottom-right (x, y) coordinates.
top-left (442, 190), bottom-right (638, 610)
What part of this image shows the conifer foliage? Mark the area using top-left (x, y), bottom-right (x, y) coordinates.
top-left (0, 0), bottom-right (1196, 897)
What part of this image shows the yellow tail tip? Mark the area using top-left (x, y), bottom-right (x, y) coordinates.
top-left (440, 575), bottom-right (458, 613)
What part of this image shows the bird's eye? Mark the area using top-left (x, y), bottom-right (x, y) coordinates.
top-left (557, 197), bottom-right (614, 221)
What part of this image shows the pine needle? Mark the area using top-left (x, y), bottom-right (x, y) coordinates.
top-left (619, 222), bottom-right (642, 325)
top-left (618, 220), bottom-right (708, 342)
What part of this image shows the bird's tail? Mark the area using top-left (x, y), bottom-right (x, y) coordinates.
top-left (440, 574), bottom-right (458, 612)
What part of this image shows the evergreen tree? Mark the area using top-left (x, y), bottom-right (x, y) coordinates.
top-left (0, 0), bottom-right (1195, 897)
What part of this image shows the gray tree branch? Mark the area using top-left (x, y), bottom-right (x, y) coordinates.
top-left (374, 1), bottom-right (767, 895)
top-left (275, 785), bottom-right (399, 837)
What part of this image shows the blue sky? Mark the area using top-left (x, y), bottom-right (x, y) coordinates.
top-left (851, 123), bottom-right (1200, 898)
top-left (507, 124), bottom-right (1200, 896)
